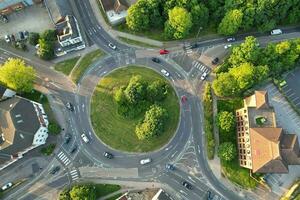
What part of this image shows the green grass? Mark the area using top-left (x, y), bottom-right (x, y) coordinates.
top-left (71, 49), bottom-right (105, 83)
top-left (95, 184), bottom-right (121, 198)
top-left (41, 143), bottom-right (56, 156)
top-left (54, 57), bottom-right (80, 75)
top-left (118, 36), bottom-right (160, 48)
top-left (217, 98), bottom-right (257, 189)
top-left (91, 66), bottom-right (180, 152)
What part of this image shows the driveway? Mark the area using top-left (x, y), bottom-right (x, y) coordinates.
top-left (0, 4), bottom-right (54, 38)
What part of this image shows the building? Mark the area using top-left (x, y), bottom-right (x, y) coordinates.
top-left (99, 0), bottom-right (128, 25)
top-left (55, 15), bottom-right (85, 56)
top-left (0, 92), bottom-right (49, 170)
top-left (0, 86), bottom-right (16, 100)
top-left (236, 91), bottom-right (300, 173)
top-left (0, 0), bottom-right (42, 15)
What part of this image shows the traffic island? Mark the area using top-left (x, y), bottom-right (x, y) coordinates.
top-left (90, 66), bottom-right (180, 152)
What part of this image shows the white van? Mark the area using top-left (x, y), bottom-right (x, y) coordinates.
top-left (270, 29), bottom-right (282, 35)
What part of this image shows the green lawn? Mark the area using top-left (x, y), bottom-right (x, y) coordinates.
top-left (118, 36), bottom-right (160, 48)
top-left (71, 49), bottom-right (105, 83)
top-left (91, 66), bottom-right (180, 152)
top-left (95, 184), bottom-right (121, 198)
top-left (54, 57), bottom-right (80, 75)
top-left (217, 98), bottom-right (257, 189)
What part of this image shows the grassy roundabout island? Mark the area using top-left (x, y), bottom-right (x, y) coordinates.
top-left (90, 66), bottom-right (180, 152)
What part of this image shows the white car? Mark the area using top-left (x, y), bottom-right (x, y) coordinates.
top-left (1, 182), bottom-right (12, 191)
top-left (224, 44), bottom-right (232, 49)
top-left (270, 29), bottom-right (282, 35)
top-left (140, 158), bottom-right (152, 165)
top-left (108, 43), bottom-right (117, 50)
top-left (81, 133), bottom-right (89, 143)
top-left (4, 35), bottom-right (10, 43)
top-left (160, 69), bottom-right (170, 77)
top-left (200, 72), bottom-right (208, 80)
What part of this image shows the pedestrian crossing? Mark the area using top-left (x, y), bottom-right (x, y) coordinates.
top-left (184, 44), bottom-right (193, 55)
top-left (57, 151), bottom-right (71, 166)
top-left (192, 60), bottom-right (210, 74)
top-left (70, 169), bottom-right (80, 181)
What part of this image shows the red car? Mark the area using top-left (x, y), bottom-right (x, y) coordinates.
top-left (181, 95), bottom-right (187, 103)
top-left (159, 49), bottom-right (169, 55)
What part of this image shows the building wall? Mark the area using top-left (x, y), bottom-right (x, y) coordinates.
top-left (0, 0), bottom-right (38, 15)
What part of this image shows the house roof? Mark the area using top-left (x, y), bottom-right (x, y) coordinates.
top-left (250, 127), bottom-right (289, 173)
top-left (56, 15), bottom-right (79, 42)
top-left (0, 85), bottom-right (16, 100)
top-left (101, 0), bottom-right (128, 12)
top-left (245, 90), bottom-right (269, 109)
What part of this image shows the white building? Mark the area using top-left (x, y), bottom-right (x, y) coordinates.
top-left (0, 92), bottom-right (49, 170)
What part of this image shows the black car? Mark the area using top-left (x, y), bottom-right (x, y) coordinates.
top-left (165, 163), bottom-right (175, 171)
top-left (103, 152), bottom-right (113, 159)
top-left (207, 190), bottom-right (214, 200)
top-left (66, 102), bottom-right (74, 111)
top-left (70, 145), bottom-right (78, 154)
top-left (18, 31), bottom-right (25, 40)
top-left (212, 57), bottom-right (219, 65)
top-left (151, 57), bottom-right (160, 63)
top-left (182, 181), bottom-right (193, 190)
top-left (64, 133), bottom-right (71, 144)
top-left (191, 43), bottom-right (198, 49)
top-left (50, 166), bottom-right (60, 175)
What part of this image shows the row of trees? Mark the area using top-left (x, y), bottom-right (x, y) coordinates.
top-left (114, 75), bottom-right (169, 140)
top-left (0, 58), bottom-right (36, 92)
top-left (126, 0), bottom-right (300, 38)
top-left (37, 30), bottom-right (57, 60)
top-left (212, 36), bottom-right (300, 97)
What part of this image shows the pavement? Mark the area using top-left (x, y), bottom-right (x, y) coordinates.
top-left (281, 68), bottom-right (300, 110)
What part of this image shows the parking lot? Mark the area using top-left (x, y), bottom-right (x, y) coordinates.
top-left (281, 67), bottom-right (300, 110)
top-left (0, 4), bottom-right (54, 38)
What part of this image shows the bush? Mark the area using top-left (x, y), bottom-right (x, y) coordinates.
top-left (38, 29), bottom-right (57, 60)
top-left (203, 83), bottom-right (215, 159)
top-left (41, 144), bottom-right (56, 156)
top-left (48, 121), bottom-right (61, 135)
top-left (29, 32), bottom-right (40, 45)
top-left (59, 188), bottom-right (71, 200)
top-left (218, 142), bottom-right (237, 161)
top-left (217, 111), bottom-right (236, 132)
top-left (69, 184), bottom-right (96, 200)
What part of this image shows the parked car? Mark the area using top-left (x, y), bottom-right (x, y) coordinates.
top-left (151, 57), bottom-right (160, 63)
top-left (211, 57), bottom-right (219, 65)
top-left (103, 152), bottom-right (113, 159)
top-left (50, 166), bottom-right (60, 175)
top-left (70, 144), bottom-right (78, 154)
top-left (226, 37), bottom-right (236, 42)
top-left (10, 34), bottom-right (15, 42)
top-left (64, 133), bottom-right (71, 144)
top-left (140, 158), bottom-right (151, 165)
top-left (66, 102), bottom-right (74, 111)
top-left (18, 31), bottom-right (25, 40)
top-left (4, 35), bottom-right (10, 43)
top-left (1, 182), bottom-right (12, 191)
top-left (200, 72), bottom-right (208, 80)
top-left (159, 49), bottom-right (169, 55)
top-left (224, 44), bottom-right (232, 49)
top-left (160, 69), bottom-right (170, 77)
top-left (182, 181), bottom-right (193, 190)
top-left (165, 163), bottom-right (175, 170)
top-left (271, 29), bottom-right (282, 35)
top-left (81, 133), bottom-right (89, 143)
top-left (108, 43), bottom-right (117, 50)
top-left (23, 31), bottom-right (29, 39)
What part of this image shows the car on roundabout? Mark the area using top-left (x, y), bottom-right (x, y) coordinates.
top-left (1, 182), bottom-right (13, 191)
top-left (182, 181), bottom-right (193, 190)
top-left (70, 144), bottom-right (78, 154)
top-left (66, 102), bottom-right (74, 111)
top-left (108, 42), bottom-right (117, 50)
top-left (165, 163), bottom-right (175, 170)
top-left (64, 133), bottom-right (72, 144)
top-left (159, 49), bottom-right (169, 55)
top-left (81, 133), bottom-right (90, 143)
top-left (140, 158), bottom-right (152, 165)
top-left (50, 166), bottom-right (60, 175)
top-left (151, 57), bottom-right (160, 63)
top-left (103, 152), bottom-right (113, 159)
top-left (160, 69), bottom-right (170, 77)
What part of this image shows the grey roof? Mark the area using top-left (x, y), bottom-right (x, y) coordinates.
top-left (0, 0), bottom-right (32, 10)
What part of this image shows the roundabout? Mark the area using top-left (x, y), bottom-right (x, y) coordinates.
top-left (90, 66), bottom-right (180, 152)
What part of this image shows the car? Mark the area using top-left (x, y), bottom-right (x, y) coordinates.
top-left (211, 57), bottom-right (219, 65)
top-left (165, 163), bottom-right (175, 170)
top-left (50, 166), bottom-right (60, 175)
top-left (81, 133), bottom-right (89, 143)
top-left (226, 37), bottom-right (236, 42)
top-left (207, 190), bottom-right (214, 200)
top-left (1, 182), bottom-right (12, 191)
top-left (140, 158), bottom-right (151, 165)
top-left (271, 29), bottom-right (282, 35)
top-left (108, 43), bottom-right (117, 50)
top-left (64, 133), bottom-right (71, 144)
top-left (103, 152), bottom-right (113, 159)
top-left (18, 31), bottom-right (25, 40)
top-left (224, 44), bottom-right (232, 49)
top-left (200, 72), bottom-right (208, 80)
top-left (159, 49), bottom-right (169, 55)
top-left (160, 69), bottom-right (170, 77)
top-left (182, 181), bottom-right (192, 190)
top-left (70, 144), bottom-right (78, 154)
top-left (4, 35), bottom-right (10, 43)
top-left (181, 95), bottom-right (187, 103)
top-left (191, 43), bottom-right (198, 49)
top-left (23, 31), bottom-right (29, 39)
top-left (35, 44), bottom-right (40, 50)
top-left (151, 57), bottom-right (160, 63)
top-left (66, 102), bottom-right (74, 111)
top-left (10, 34), bottom-right (15, 42)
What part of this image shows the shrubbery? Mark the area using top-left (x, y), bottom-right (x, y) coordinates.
top-left (37, 29), bottom-right (57, 60)
top-left (218, 142), bottom-right (237, 161)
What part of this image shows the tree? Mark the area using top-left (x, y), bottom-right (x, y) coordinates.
top-left (164, 7), bottom-right (192, 39)
top-left (0, 58), bottom-right (36, 92)
top-left (38, 38), bottom-right (54, 60)
top-left (135, 105), bottom-right (167, 140)
top-left (212, 73), bottom-right (240, 97)
top-left (147, 80), bottom-right (168, 101)
top-left (190, 3), bottom-right (209, 28)
top-left (229, 62), bottom-right (255, 90)
top-left (218, 9), bottom-right (243, 35)
top-left (41, 29), bottom-right (57, 42)
top-left (69, 185), bottom-right (96, 200)
top-left (124, 75), bottom-right (146, 104)
top-left (218, 142), bottom-right (237, 161)
top-left (59, 188), bottom-right (71, 200)
top-left (218, 111), bottom-right (235, 132)
top-left (28, 32), bottom-right (40, 45)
